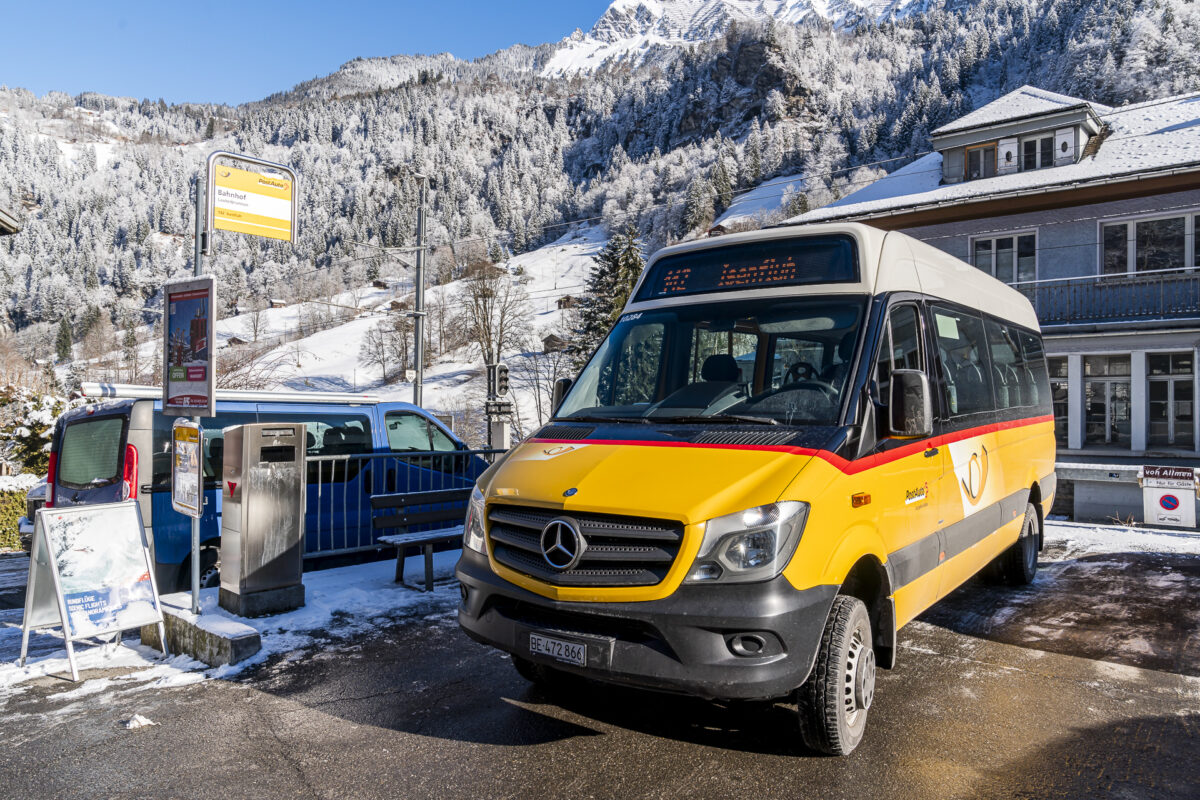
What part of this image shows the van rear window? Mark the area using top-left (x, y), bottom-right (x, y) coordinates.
top-left (634, 235), bottom-right (859, 302)
top-left (58, 417), bottom-right (125, 489)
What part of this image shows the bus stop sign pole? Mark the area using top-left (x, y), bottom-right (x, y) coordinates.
top-left (190, 178), bottom-right (205, 614)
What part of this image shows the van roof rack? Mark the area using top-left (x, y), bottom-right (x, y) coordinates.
top-left (79, 383), bottom-right (386, 405)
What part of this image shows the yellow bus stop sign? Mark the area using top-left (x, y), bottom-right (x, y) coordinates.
top-left (212, 164), bottom-right (294, 243)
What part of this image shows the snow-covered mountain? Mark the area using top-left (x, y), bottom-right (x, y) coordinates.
top-left (543, 0), bottom-right (937, 75)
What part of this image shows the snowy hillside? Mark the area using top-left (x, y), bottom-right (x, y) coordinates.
top-left (543, 0), bottom-right (939, 75)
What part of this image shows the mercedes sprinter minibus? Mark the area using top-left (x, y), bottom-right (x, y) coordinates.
top-left (457, 223), bottom-right (1055, 755)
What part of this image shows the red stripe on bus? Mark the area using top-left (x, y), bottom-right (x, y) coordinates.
top-left (528, 414), bottom-right (1054, 476)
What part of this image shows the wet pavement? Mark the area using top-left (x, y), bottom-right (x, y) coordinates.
top-left (2, 530), bottom-right (1199, 800)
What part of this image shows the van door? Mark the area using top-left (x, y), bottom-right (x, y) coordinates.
top-left (872, 301), bottom-right (945, 627)
top-left (257, 406), bottom-right (376, 556)
top-left (53, 411), bottom-right (130, 508)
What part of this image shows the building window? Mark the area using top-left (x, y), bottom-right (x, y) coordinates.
top-left (1100, 212), bottom-right (1196, 274)
top-left (1084, 355), bottom-right (1131, 448)
top-left (1048, 356), bottom-right (1069, 447)
top-left (1148, 352), bottom-right (1194, 449)
top-left (971, 232), bottom-right (1036, 284)
top-left (1021, 135), bottom-right (1054, 171)
top-left (966, 144), bottom-right (997, 181)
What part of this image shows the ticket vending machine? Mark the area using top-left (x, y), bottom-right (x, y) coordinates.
top-left (219, 423), bottom-right (306, 617)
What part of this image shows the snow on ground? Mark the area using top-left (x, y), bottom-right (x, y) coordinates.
top-left (1043, 518), bottom-right (1200, 557)
top-left (0, 474), bottom-right (40, 493)
top-left (0, 550), bottom-right (462, 709)
top-left (715, 171), bottom-right (805, 228)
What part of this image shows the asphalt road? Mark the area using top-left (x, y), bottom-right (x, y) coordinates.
top-left (3, 578), bottom-right (1198, 800)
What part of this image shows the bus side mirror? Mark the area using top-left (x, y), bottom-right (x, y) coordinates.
top-left (552, 378), bottom-right (573, 415)
top-left (888, 370), bottom-right (932, 438)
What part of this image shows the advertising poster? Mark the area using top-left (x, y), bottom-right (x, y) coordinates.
top-left (163, 276), bottom-right (215, 417)
top-left (20, 502), bottom-right (166, 680)
top-left (211, 164), bottom-right (295, 243)
top-left (172, 420), bottom-right (203, 518)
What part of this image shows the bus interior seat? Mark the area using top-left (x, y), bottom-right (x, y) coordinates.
top-left (340, 426), bottom-right (371, 453)
top-left (307, 431), bottom-right (317, 451)
top-left (653, 354), bottom-right (741, 412)
top-left (821, 333), bottom-right (856, 386)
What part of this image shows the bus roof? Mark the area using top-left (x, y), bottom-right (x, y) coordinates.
top-left (626, 222), bottom-right (1039, 331)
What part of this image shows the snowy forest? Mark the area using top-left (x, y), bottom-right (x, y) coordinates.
top-left (0, 0), bottom-right (1198, 380)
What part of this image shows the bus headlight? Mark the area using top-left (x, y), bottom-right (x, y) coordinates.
top-left (464, 486), bottom-right (487, 553)
top-left (684, 501), bottom-right (808, 584)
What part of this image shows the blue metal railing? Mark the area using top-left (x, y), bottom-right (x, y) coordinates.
top-left (1014, 268), bottom-right (1200, 326)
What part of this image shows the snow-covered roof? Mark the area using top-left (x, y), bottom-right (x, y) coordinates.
top-left (931, 85), bottom-right (1110, 137)
top-left (790, 90), bottom-right (1200, 226)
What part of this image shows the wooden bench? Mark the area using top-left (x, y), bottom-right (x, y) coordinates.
top-left (371, 487), bottom-right (472, 591)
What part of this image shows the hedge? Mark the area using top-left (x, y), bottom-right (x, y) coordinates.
top-left (0, 489), bottom-right (24, 551)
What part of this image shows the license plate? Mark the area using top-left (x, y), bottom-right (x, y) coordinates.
top-left (529, 632), bottom-right (586, 666)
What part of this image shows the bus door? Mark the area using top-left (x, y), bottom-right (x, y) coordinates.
top-left (873, 301), bottom-right (945, 626)
top-left (257, 406), bottom-right (376, 555)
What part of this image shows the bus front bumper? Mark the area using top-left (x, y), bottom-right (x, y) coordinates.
top-left (456, 548), bottom-right (837, 701)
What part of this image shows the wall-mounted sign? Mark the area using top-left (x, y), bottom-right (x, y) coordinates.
top-left (163, 275), bottom-right (216, 417)
top-left (19, 502), bottom-right (166, 681)
top-left (205, 151), bottom-right (298, 251)
top-left (172, 419), bottom-right (203, 518)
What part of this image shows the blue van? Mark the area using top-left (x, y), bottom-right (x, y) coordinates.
top-left (46, 384), bottom-right (486, 593)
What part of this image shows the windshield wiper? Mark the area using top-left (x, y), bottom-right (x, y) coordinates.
top-left (656, 413), bottom-right (781, 426)
top-left (553, 415), bottom-right (651, 424)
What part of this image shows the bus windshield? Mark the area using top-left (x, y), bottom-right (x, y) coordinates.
top-left (557, 296), bottom-right (868, 426)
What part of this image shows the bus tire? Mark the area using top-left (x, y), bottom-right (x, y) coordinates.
top-left (1000, 502), bottom-right (1039, 586)
top-left (797, 595), bottom-right (875, 756)
top-left (184, 547), bottom-right (221, 591)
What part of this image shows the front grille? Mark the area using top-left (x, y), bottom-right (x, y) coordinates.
top-left (487, 505), bottom-right (684, 587)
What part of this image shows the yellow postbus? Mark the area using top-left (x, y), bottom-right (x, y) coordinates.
top-left (457, 223), bottom-right (1056, 755)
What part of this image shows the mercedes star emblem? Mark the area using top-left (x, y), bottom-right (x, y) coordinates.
top-left (540, 517), bottom-right (586, 571)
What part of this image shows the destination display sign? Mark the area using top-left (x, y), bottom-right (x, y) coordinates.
top-left (635, 235), bottom-right (859, 302)
top-left (212, 164), bottom-right (295, 243)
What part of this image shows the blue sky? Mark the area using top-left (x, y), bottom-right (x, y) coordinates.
top-left (0, 1), bottom-right (612, 105)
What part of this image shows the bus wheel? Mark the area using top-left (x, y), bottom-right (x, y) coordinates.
top-left (196, 548), bottom-right (221, 590)
top-left (797, 595), bottom-right (874, 756)
top-left (1000, 502), bottom-right (1039, 586)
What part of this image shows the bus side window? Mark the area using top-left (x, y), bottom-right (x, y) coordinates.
top-left (874, 304), bottom-right (923, 403)
top-left (1017, 330), bottom-right (1051, 410)
top-left (984, 318), bottom-right (1023, 408)
top-left (932, 306), bottom-right (995, 416)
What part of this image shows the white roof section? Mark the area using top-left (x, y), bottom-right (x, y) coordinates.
top-left (627, 223), bottom-right (1038, 329)
top-left (790, 90), bottom-right (1200, 226)
top-left (931, 85), bottom-right (1110, 136)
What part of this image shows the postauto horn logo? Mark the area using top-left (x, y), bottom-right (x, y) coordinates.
top-left (961, 444), bottom-right (990, 506)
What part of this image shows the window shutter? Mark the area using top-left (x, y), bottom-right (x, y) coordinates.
top-left (998, 137), bottom-right (1019, 175)
top-left (1055, 128), bottom-right (1075, 165)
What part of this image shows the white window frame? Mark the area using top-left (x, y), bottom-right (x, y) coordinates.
top-left (1096, 207), bottom-right (1200, 276)
top-left (968, 229), bottom-right (1039, 284)
top-left (1019, 133), bottom-right (1055, 171)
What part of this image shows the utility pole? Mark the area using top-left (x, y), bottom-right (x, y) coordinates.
top-left (413, 174), bottom-right (427, 407)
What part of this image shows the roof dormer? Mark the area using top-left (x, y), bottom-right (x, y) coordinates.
top-left (932, 86), bottom-right (1107, 184)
